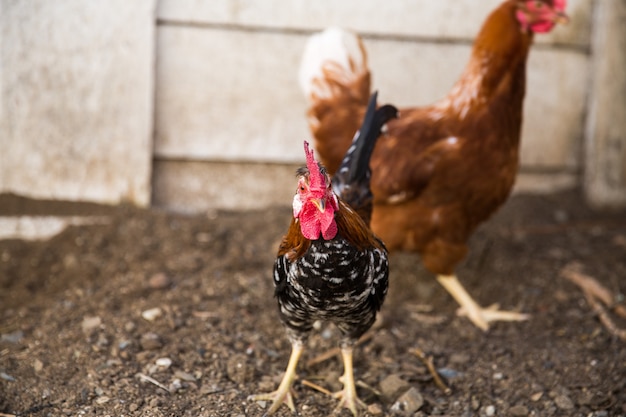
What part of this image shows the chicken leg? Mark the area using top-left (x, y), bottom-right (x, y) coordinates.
top-left (248, 341), bottom-right (303, 415)
top-left (437, 274), bottom-right (530, 331)
top-left (333, 345), bottom-right (366, 416)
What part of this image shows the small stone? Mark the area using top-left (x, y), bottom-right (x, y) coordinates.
top-left (554, 394), bottom-right (574, 410)
top-left (0, 372), bottom-right (16, 382)
top-left (471, 395), bottom-right (481, 411)
top-left (530, 392), bottom-right (543, 402)
top-left (81, 316), bottom-right (102, 332)
top-left (253, 399), bottom-right (267, 409)
top-left (484, 405), bottom-right (496, 416)
top-left (509, 404), bottom-right (529, 416)
top-left (391, 387), bottom-right (424, 413)
top-left (129, 403), bottom-right (140, 412)
top-left (155, 357), bottom-right (172, 369)
top-left (141, 307), bottom-right (163, 322)
top-left (33, 359), bottom-right (44, 373)
top-left (201, 384), bottom-right (222, 395)
top-left (140, 333), bottom-right (163, 351)
top-left (174, 370), bottom-right (196, 382)
top-left (169, 378), bottom-right (183, 393)
top-left (449, 352), bottom-right (471, 365)
top-left (148, 273), bottom-right (171, 289)
top-left (124, 321), bottom-right (137, 332)
top-left (367, 403), bottom-right (383, 415)
top-left (118, 340), bottom-right (131, 350)
top-left (1, 330), bottom-right (24, 344)
top-left (95, 396), bottom-right (110, 404)
top-left (379, 374), bottom-right (410, 400)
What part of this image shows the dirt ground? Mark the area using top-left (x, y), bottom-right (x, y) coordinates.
top-left (1, 190), bottom-right (625, 417)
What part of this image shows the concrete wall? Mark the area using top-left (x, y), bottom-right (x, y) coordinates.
top-left (1, 0), bottom-right (625, 212)
top-left (0, 0), bottom-right (155, 206)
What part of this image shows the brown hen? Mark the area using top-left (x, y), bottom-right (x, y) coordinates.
top-left (299, 0), bottom-right (568, 330)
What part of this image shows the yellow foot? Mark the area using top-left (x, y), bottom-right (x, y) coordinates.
top-left (333, 346), bottom-right (367, 417)
top-left (248, 389), bottom-right (296, 416)
top-left (457, 303), bottom-right (530, 331)
top-left (437, 274), bottom-right (530, 331)
top-left (249, 341), bottom-right (304, 415)
top-left (332, 383), bottom-right (366, 416)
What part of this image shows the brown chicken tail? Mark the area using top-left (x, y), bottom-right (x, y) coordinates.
top-left (298, 27), bottom-right (371, 105)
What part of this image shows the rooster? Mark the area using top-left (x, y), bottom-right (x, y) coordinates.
top-left (299, 0), bottom-right (569, 331)
top-left (249, 95), bottom-right (397, 415)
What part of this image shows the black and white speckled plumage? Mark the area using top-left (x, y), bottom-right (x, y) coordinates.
top-left (274, 232), bottom-right (388, 346)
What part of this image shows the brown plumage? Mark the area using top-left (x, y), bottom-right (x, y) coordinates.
top-left (299, 0), bottom-right (568, 330)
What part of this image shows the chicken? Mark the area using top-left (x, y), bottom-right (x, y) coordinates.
top-left (299, 0), bottom-right (569, 331)
top-left (248, 96), bottom-right (396, 415)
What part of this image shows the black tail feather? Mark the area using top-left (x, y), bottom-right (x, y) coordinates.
top-left (332, 91), bottom-right (399, 225)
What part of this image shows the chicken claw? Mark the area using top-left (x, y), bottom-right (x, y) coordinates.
top-left (437, 274), bottom-right (530, 331)
top-left (332, 346), bottom-right (366, 416)
top-left (248, 342), bottom-right (303, 415)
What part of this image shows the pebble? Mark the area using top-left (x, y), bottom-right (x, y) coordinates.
top-left (449, 352), bottom-right (471, 365)
top-left (530, 392), bottom-right (543, 402)
top-left (379, 374), bottom-right (410, 400)
top-left (148, 273), bottom-right (171, 289)
top-left (95, 396), bottom-right (110, 404)
top-left (169, 378), bottom-right (183, 392)
top-left (118, 340), bottom-right (131, 350)
top-left (81, 316), bottom-right (102, 332)
top-left (1, 330), bottom-right (24, 344)
top-left (509, 404), bottom-right (529, 416)
top-left (554, 394), bottom-right (574, 410)
top-left (140, 332), bottom-right (163, 351)
top-left (33, 358), bottom-right (44, 373)
top-left (0, 372), bottom-right (16, 382)
top-left (484, 405), bottom-right (496, 416)
top-left (174, 370), bottom-right (196, 382)
top-left (141, 307), bottom-right (163, 322)
top-left (124, 321), bottom-right (137, 333)
top-left (391, 387), bottom-right (424, 413)
top-left (155, 357), bottom-right (172, 369)
top-left (367, 403), bottom-right (383, 415)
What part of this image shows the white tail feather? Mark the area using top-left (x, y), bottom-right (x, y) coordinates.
top-left (298, 27), bottom-right (367, 101)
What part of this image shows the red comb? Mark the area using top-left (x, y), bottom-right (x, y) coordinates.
top-left (304, 141), bottom-right (325, 190)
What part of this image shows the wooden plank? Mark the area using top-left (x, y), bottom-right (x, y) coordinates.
top-left (155, 27), bottom-right (587, 169)
top-left (152, 160), bottom-right (300, 212)
top-left (157, 0), bottom-right (591, 47)
top-left (152, 161), bottom-right (577, 211)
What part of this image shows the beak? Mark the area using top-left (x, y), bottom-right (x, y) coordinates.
top-left (311, 198), bottom-right (326, 213)
top-left (554, 10), bottom-right (569, 25)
